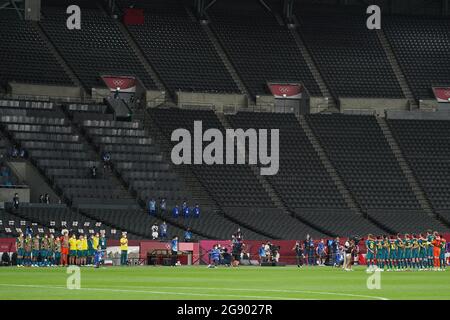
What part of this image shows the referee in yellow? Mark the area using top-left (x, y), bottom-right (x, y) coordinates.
top-left (120, 232), bottom-right (128, 266)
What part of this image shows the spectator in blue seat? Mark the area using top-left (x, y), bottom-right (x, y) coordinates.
top-left (193, 204), bottom-right (200, 218)
top-left (182, 200), bottom-right (189, 218)
top-left (172, 205), bottom-right (180, 218)
top-left (148, 198), bottom-right (156, 216)
top-left (184, 228), bottom-right (192, 242)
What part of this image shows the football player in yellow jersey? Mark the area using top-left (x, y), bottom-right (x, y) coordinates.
top-left (81, 235), bottom-right (88, 266)
top-left (69, 234), bottom-right (78, 265)
top-left (76, 236), bottom-right (83, 266)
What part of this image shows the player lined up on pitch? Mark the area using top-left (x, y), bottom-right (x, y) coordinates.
top-left (15, 229), bottom-right (108, 268)
top-left (365, 230), bottom-right (447, 272)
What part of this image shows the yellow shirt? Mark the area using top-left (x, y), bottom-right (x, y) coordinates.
top-left (76, 239), bottom-right (83, 251)
top-left (93, 236), bottom-right (99, 250)
top-left (120, 237), bottom-right (128, 251)
top-left (69, 238), bottom-right (77, 251)
top-left (81, 239), bottom-right (88, 251)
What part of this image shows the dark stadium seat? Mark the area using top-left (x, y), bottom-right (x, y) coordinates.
top-left (118, 0), bottom-right (240, 94)
top-left (209, 0), bottom-right (321, 97)
top-left (307, 114), bottom-right (419, 211)
top-left (227, 112), bottom-right (347, 210)
top-left (384, 16), bottom-right (450, 99)
top-left (39, 4), bottom-right (157, 90)
top-left (149, 108), bottom-right (275, 209)
top-left (297, 10), bottom-right (403, 98)
top-left (0, 11), bottom-right (73, 87)
top-left (387, 119), bottom-right (450, 212)
top-left (0, 101), bottom-right (135, 206)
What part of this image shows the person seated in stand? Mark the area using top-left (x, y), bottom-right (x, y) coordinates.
top-left (193, 204), bottom-right (200, 218)
top-left (172, 205), bottom-right (180, 218)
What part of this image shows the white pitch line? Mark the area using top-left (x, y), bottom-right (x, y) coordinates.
top-left (0, 283), bottom-right (388, 300)
top-left (110, 285), bottom-right (389, 301)
top-left (0, 284), bottom-right (308, 300)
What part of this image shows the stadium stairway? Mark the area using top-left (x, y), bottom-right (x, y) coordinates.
top-left (376, 117), bottom-right (435, 216)
top-left (70, 105), bottom-right (267, 240)
top-left (289, 15), bottom-right (337, 111)
top-left (32, 21), bottom-right (87, 97)
top-left (139, 107), bottom-right (271, 240)
top-left (375, 29), bottom-right (419, 110)
top-left (98, 3), bottom-right (170, 103)
top-left (197, 12), bottom-right (253, 104)
top-left (216, 111), bottom-right (333, 238)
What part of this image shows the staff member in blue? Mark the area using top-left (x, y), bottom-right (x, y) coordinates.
top-left (172, 205), bottom-right (180, 218)
top-left (193, 204), bottom-right (200, 218)
top-left (171, 236), bottom-right (179, 266)
top-left (182, 201), bottom-right (190, 218)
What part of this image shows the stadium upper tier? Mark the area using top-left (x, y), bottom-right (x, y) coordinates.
top-left (1, 1), bottom-right (447, 100)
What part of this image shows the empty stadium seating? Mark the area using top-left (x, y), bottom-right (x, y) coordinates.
top-left (149, 107), bottom-right (275, 208)
top-left (0, 10), bottom-right (73, 88)
top-left (0, 100), bottom-right (135, 205)
top-left (297, 11), bottom-right (403, 98)
top-left (227, 112), bottom-right (347, 210)
top-left (79, 112), bottom-right (189, 206)
top-left (387, 119), bottom-right (450, 214)
top-left (307, 114), bottom-right (419, 210)
top-left (120, 0), bottom-right (239, 94)
top-left (384, 16), bottom-right (450, 99)
top-left (209, 0), bottom-right (321, 97)
top-left (39, 3), bottom-right (156, 90)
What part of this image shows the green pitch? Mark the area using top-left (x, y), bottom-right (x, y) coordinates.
top-left (0, 266), bottom-right (449, 300)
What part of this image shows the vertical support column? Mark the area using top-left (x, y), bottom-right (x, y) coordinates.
top-left (283, 0), bottom-right (294, 23)
top-left (24, 0), bottom-right (40, 21)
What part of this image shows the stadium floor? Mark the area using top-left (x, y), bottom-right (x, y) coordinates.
top-left (0, 266), bottom-right (449, 300)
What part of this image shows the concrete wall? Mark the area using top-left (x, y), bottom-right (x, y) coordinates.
top-left (0, 187), bottom-right (30, 203)
top-left (146, 90), bottom-right (167, 107)
top-left (91, 87), bottom-right (111, 103)
top-left (386, 109), bottom-right (450, 120)
top-left (176, 92), bottom-right (247, 113)
top-left (339, 98), bottom-right (410, 116)
top-left (8, 82), bottom-right (82, 99)
top-left (7, 161), bottom-right (60, 203)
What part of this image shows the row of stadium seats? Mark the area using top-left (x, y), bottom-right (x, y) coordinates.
top-left (0, 1), bottom-right (447, 101)
top-left (297, 10), bottom-right (403, 98)
top-left (0, 102), bottom-right (135, 205)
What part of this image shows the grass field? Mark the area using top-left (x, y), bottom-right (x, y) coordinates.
top-left (0, 266), bottom-right (449, 300)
